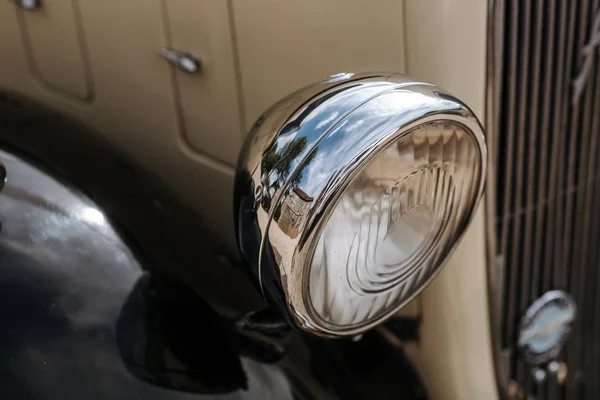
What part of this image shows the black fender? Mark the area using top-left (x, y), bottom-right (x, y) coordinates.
top-left (0, 91), bottom-right (427, 399)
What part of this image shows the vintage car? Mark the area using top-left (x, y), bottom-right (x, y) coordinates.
top-left (0, 0), bottom-right (596, 399)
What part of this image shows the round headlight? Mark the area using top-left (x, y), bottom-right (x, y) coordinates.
top-left (235, 73), bottom-right (486, 337)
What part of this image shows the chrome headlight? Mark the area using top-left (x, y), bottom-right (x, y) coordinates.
top-left (235, 72), bottom-right (486, 337)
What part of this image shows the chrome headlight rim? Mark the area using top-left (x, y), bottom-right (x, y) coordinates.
top-left (235, 72), bottom-right (487, 338)
top-left (299, 116), bottom-right (486, 336)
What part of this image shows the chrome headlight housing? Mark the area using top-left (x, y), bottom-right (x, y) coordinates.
top-left (235, 72), bottom-right (486, 337)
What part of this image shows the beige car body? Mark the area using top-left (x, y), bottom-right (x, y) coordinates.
top-left (0, 1), bottom-right (496, 398)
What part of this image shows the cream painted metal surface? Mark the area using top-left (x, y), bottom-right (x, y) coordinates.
top-left (231, 0), bottom-right (407, 129)
top-left (15, 0), bottom-right (91, 99)
top-left (403, 1), bottom-right (497, 399)
top-left (0, 0), bottom-right (494, 398)
top-left (165, 0), bottom-right (243, 166)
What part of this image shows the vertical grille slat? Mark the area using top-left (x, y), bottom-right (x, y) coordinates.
top-left (512, 0), bottom-right (532, 334)
top-left (563, 0), bottom-right (591, 290)
top-left (536, 0), bottom-right (556, 297)
top-left (544, 0), bottom-right (569, 295)
top-left (491, 0), bottom-right (600, 398)
top-left (553, 0), bottom-right (578, 290)
top-left (590, 187), bottom-right (600, 399)
top-left (531, 3), bottom-right (556, 395)
top-left (524, 0), bottom-right (544, 307)
top-left (570, 6), bottom-right (600, 399)
top-left (514, 1), bottom-right (539, 390)
top-left (564, 2), bottom-right (595, 398)
top-left (541, 0), bottom-right (567, 307)
top-left (534, 0), bottom-right (568, 394)
top-left (499, 0), bottom-right (525, 348)
top-left (584, 49), bottom-right (600, 400)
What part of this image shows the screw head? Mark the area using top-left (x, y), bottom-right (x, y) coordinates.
top-left (532, 367), bottom-right (547, 383)
top-left (547, 360), bottom-right (560, 374)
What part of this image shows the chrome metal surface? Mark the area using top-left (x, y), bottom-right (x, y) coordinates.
top-left (548, 361), bottom-right (561, 375)
top-left (484, 0), bottom-right (509, 395)
top-left (13, 0), bottom-right (41, 10)
top-left (322, 72), bottom-right (355, 83)
top-left (487, 0), bottom-right (600, 398)
top-left (0, 162), bottom-right (5, 193)
top-left (235, 72), bottom-right (487, 337)
top-left (158, 48), bottom-right (202, 74)
top-left (517, 291), bottom-right (576, 366)
top-left (533, 368), bottom-right (547, 384)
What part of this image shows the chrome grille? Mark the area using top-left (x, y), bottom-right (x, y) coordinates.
top-left (491, 0), bottom-right (600, 397)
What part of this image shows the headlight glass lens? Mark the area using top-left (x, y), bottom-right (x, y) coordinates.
top-left (308, 121), bottom-right (482, 329)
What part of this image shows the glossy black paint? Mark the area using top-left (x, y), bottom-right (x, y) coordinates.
top-left (0, 91), bottom-right (427, 399)
top-left (116, 273), bottom-right (251, 394)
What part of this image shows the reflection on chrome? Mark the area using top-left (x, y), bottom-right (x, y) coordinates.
top-left (81, 206), bottom-right (107, 225)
